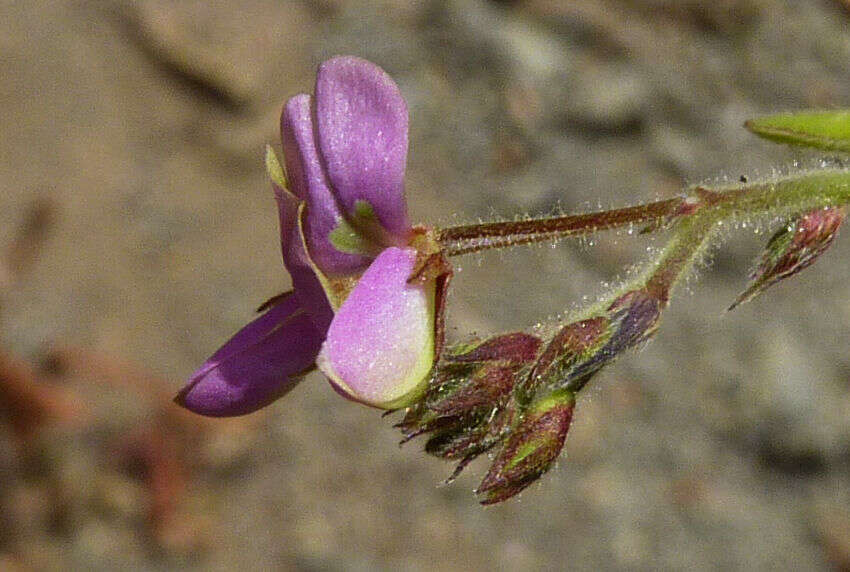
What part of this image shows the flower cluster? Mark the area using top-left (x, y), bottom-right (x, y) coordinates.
top-left (398, 287), bottom-right (664, 503)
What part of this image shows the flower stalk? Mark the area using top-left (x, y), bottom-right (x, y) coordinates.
top-left (437, 197), bottom-right (685, 256)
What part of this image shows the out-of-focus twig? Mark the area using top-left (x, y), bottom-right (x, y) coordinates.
top-left (115, 427), bottom-right (196, 551)
top-left (813, 507), bottom-right (850, 571)
top-left (110, 3), bottom-right (249, 111)
top-left (0, 349), bottom-right (86, 440)
top-left (46, 345), bottom-right (176, 406)
top-left (44, 344), bottom-right (239, 552)
top-left (0, 197), bottom-right (55, 291)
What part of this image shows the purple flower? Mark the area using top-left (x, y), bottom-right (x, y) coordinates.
top-left (176, 56), bottom-right (445, 416)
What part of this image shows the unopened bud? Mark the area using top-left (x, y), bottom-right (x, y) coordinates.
top-left (556, 289), bottom-right (663, 392)
top-left (446, 332), bottom-right (543, 365)
top-left (427, 333), bottom-right (542, 417)
top-left (605, 289), bottom-right (663, 352)
top-left (730, 207), bottom-right (845, 310)
top-left (476, 389), bottom-right (575, 505)
top-left (529, 317), bottom-right (609, 390)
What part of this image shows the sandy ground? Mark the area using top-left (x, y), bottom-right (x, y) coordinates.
top-left (2, 0), bottom-right (850, 570)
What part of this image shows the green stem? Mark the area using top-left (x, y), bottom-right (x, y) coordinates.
top-left (643, 213), bottom-right (717, 303)
top-left (615, 168), bottom-right (850, 306)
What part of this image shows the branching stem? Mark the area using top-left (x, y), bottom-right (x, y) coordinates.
top-left (437, 168), bottom-right (850, 258)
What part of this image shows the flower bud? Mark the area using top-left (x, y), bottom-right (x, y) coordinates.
top-left (537, 289), bottom-right (663, 394)
top-left (446, 332), bottom-right (543, 365)
top-left (730, 207), bottom-right (846, 310)
top-left (476, 389), bottom-right (575, 505)
top-left (604, 289), bottom-right (663, 351)
top-left (428, 333), bottom-right (542, 416)
top-left (528, 317), bottom-right (609, 391)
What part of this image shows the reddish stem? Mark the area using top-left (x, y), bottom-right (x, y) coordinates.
top-left (437, 197), bottom-right (685, 256)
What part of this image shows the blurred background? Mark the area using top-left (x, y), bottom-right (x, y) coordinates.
top-left (2, 0), bottom-right (850, 569)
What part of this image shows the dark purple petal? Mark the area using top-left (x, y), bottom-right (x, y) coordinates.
top-left (281, 94), bottom-right (373, 275)
top-left (314, 56), bottom-right (410, 240)
top-left (176, 294), bottom-right (323, 417)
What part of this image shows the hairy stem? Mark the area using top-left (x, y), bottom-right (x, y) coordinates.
top-left (437, 198), bottom-right (684, 256)
top-left (437, 168), bottom-right (850, 257)
top-left (643, 213), bottom-right (717, 303)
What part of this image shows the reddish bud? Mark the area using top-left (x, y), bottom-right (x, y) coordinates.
top-left (730, 207), bottom-right (846, 310)
top-left (476, 389), bottom-right (575, 505)
top-left (429, 364), bottom-right (519, 416)
top-left (604, 289), bottom-right (663, 352)
top-left (548, 289), bottom-right (663, 393)
top-left (529, 317), bottom-right (609, 389)
top-left (426, 332), bottom-right (542, 417)
top-left (446, 332), bottom-right (543, 365)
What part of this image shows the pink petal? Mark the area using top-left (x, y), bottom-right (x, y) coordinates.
top-left (318, 247), bottom-right (435, 409)
top-left (273, 183), bottom-right (333, 332)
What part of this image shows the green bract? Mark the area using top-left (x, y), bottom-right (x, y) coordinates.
top-left (745, 110), bottom-right (850, 152)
